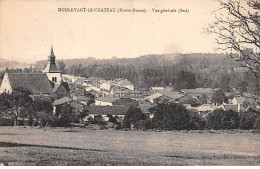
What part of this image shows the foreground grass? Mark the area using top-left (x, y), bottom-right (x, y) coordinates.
top-left (0, 127), bottom-right (260, 166)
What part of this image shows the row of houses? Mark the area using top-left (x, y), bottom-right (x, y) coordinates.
top-left (0, 46), bottom-right (259, 124)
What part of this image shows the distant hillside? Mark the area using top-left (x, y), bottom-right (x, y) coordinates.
top-left (35, 53), bottom-right (181, 70)
top-left (1, 53), bottom-right (257, 95)
top-left (0, 59), bottom-right (31, 70)
top-left (35, 53), bottom-right (233, 70)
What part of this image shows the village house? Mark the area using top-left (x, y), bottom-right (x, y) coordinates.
top-left (219, 104), bottom-right (239, 112)
top-left (85, 85), bottom-right (101, 93)
top-left (121, 91), bottom-right (145, 101)
top-left (68, 84), bottom-right (86, 97)
top-left (144, 93), bottom-right (165, 104)
top-left (53, 96), bottom-right (73, 115)
top-left (113, 78), bottom-right (134, 91)
top-left (95, 95), bottom-right (118, 106)
top-left (151, 87), bottom-right (164, 93)
top-left (100, 80), bottom-right (115, 91)
top-left (181, 88), bottom-right (218, 102)
top-left (112, 98), bottom-right (139, 108)
top-left (84, 105), bottom-right (129, 122)
top-left (144, 89), bottom-right (184, 104)
top-left (231, 96), bottom-right (247, 112)
top-left (138, 101), bottom-right (156, 119)
top-left (194, 104), bottom-right (215, 116)
top-left (62, 74), bottom-right (76, 83)
top-left (53, 96), bottom-right (85, 115)
top-left (73, 77), bottom-right (87, 87)
top-left (85, 77), bottom-right (104, 88)
top-left (73, 95), bottom-right (92, 105)
top-left (50, 82), bottom-right (70, 99)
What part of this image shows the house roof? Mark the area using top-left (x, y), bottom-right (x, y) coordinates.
top-left (112, 98), bottom-right (138, 108)
top-left (75, 96), bottom-right (91, 102)
top-left (95, 95), bottom-right (118, 103)
top-left (113, 78), bottom-right (124, 82)
top-left (144, 93), bottom-right (163, 100)
top-left (50, 82), bottom-right (70, 92)
top-left (151, 87), bottom-right (164, 91)
top-left (222, 104), bottom-right (238, 112)
top-left (53, 96), bottom-right (72, 106)
top-left (74, 78), bottom-right (85, 84)
top-left (87, 77), bottom-right (104, 82)
top-left (196, 104), bottom-right (215, 112)
top-left (182, 88), bottom-right (217, 94)
top-left (70, 101), bottom-right (84, 110)
top-left (85, 105), bottom-right (129, 115)
top-left (116, 79), bottom-right (133, 86)
top-left (160, 90), bottom-right (184, 100)
top-left (7, 73), bottom-right (55, 96)
top-left (233, 97), bottom-right (246, 104)
top-left (101, 80), bottom-right (114, 84)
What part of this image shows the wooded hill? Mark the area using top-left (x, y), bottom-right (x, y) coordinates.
top-left (2, 53), bottom-right (259, 95)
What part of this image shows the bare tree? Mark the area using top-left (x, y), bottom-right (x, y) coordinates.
top-left (207, 0), bottom-right (260, 77)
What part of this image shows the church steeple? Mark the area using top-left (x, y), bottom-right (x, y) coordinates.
top-left (42, 45), bottom-right (62, 83)
top-left (49, 45), bottom-right (56, 64)
top-left (43, 45), bottom-right (60, 73)
top-left (50, 45), bottom-right (55, 56)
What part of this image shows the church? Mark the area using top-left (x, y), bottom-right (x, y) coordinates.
top-left (0, 46), bottom-right (70, 100)
top-left (42, 46), bottom-right (62, 83)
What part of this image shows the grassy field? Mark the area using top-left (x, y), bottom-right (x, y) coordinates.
top-left (0, 127), bottom-right (259, 166)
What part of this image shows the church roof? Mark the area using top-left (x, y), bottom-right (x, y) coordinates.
top-left (42, 62), bottom-right (61, 73)
top-left (7, 73), bottom-right (56, 96)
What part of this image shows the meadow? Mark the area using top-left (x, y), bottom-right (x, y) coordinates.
top-left (0, 127), bottom-right (259, 166)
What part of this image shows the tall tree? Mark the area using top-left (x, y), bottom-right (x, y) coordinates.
top-left (10, 87), bottom-right (33, 125)
top-left (207, 0), bottom-right (260, 77)
top-left (123, 106), bottom-right (146, 129)
top-left (212, 89), bottom-right (227, 105)
top-left (58, 61), bottom-right (66, 73)
top-left (150, 102), bottom-right (191, 130)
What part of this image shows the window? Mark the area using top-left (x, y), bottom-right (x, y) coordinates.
top-left (52, 77), bottom-right (57, 82)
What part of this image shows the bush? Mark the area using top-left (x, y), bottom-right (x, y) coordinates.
top-left (35, 111), bottom-right (57, 127)
top-left (123, 106), bottom-right (146, 129)
top-left (206, 109), bottom-right (239, 130)
top-left (55, 104), bottom-right (79, 127)
top-left (107, 114), bottom-right (117, 124)
top-left (139, 119), bottom-right (154, 130)
top-left (239, 108), bottom-right (260, 130)
top-left (189, 111), bottom-right (205, 130)
top-left (150, 102), bottom-right (191, 130)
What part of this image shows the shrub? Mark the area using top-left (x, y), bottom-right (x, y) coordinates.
top-left (123, 106), bottom-right (146, 129)
top-left (150, 102), bottom-right (191, 130)
top-left (55, 104), bottom-right (79, 127)
top-left (206, 109), bottom-right (239, 130)
top-left (239, 108), bottom-right (260, 130)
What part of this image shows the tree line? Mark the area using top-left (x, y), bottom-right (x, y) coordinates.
top-left (122, 102), bottom-right (260, 131)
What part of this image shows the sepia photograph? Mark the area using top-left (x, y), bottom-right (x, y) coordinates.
top-left (0, 0), bottom-right (259, 166)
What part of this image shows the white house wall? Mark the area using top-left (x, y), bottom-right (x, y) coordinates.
top-left (95, 100), bottom-right (113, 106)
top-left (0, 73), bottom-right (12, 94)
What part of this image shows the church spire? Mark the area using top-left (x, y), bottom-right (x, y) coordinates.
top-left (50, 45), bottom-right (55, 56)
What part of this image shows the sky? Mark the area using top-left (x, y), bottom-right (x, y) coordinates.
top-left (0, 0), bottom-right (222, 63)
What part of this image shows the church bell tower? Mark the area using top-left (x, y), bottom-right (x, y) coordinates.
top-left (42, 45), bottom-right (62, 83)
